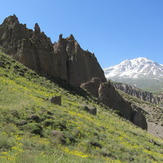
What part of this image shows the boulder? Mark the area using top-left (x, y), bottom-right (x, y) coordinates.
top-left (0, 62), bottom-right (4, 67)
top-left (51, 130), bottom-right (64, 137)
top-left (29, 114), bottom-right (40, 122)
top-left (50, 96), bottom-right (61, 105)
top-left (80, 77), bottom-right (101, 98)
top-left (16, 120), bottom-right (27, 126)
top-left (51, 130), bottom-right (65, 144)
top-left (82, 105), bottom-right (97, 115)
top-left (89, 141), bottom-right (102, 148)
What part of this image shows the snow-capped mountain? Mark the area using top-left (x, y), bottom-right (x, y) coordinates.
top-left (104, 57), bottom-right (163, 79)
top-left (104, 57), bottom-right (163, 92)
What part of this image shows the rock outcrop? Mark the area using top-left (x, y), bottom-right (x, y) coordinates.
top-left (82, 105), bottom-right (97, 115)
top-left (81, 79), bottom-right (147, 130)
top-left (112, 82), bottom-right (161, 104)
top-left (50, 96), bottom-right (62, 105)
top-left (0, 15), bottom-right (54, 75)
top-left (53, 34), bottom-right (106, 86)
top-left (80, 77), bottom-right (101, 98)
top-left (0, 15), bottom-right (106, 86)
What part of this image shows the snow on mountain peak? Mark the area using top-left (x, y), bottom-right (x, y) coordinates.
top-left (104, 57), bottom-right (163, 79)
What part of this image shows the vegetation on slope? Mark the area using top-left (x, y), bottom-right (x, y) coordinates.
top-left (0, 51), bottom-right (163, 162)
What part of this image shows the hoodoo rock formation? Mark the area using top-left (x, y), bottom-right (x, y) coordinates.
top-left (0, 15), bottom-right (106, 86)
top-left (53, 34), bottom-right (106, 86)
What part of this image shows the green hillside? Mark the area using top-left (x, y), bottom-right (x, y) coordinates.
top-left (0, 51), bottom-right (163, 163)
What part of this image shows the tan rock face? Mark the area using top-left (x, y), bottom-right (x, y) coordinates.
top-left (53, 34), bottom-right (106, 86)
top-left (0, 15), bottom-right (54, 75)
top-left (0, 15), bottom-right (106, 86)
top-left (100, 82), bottom-right (147, 130)
top-left (80, 77), bottom-right (101, 98)
top-left (81, 78), bottom-right (147, 130)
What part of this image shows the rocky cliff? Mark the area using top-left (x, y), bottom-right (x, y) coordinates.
top-left (112, 82), bottom-right (161, 104)
top-left (81, 78), bottom-right (147, 129)
top-left (0, 15), bottom-right (106, 86)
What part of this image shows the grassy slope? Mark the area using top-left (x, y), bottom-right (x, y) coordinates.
top-left (0, 51), bottom-right (163, 163)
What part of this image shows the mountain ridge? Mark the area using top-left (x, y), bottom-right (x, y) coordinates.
top-left (104, 57), bottom-right (163, 79)
top-left (111, 81), bottom-right (162, 105)
top-left (104, 57), bottom-right (163, 92)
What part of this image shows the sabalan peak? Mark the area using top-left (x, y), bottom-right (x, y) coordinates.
top-left (104, 57), bottom-right (163, 79)
top-left (104, 57), bottom-right (163, 91)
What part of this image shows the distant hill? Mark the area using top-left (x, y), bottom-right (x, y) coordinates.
top-left (111, 81), bottom-right (162, 105)
top-left (104, 57), bottom-right (163, 93)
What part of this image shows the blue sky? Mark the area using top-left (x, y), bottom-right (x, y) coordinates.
top-left (0, 0), bottom-right (163, 68)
